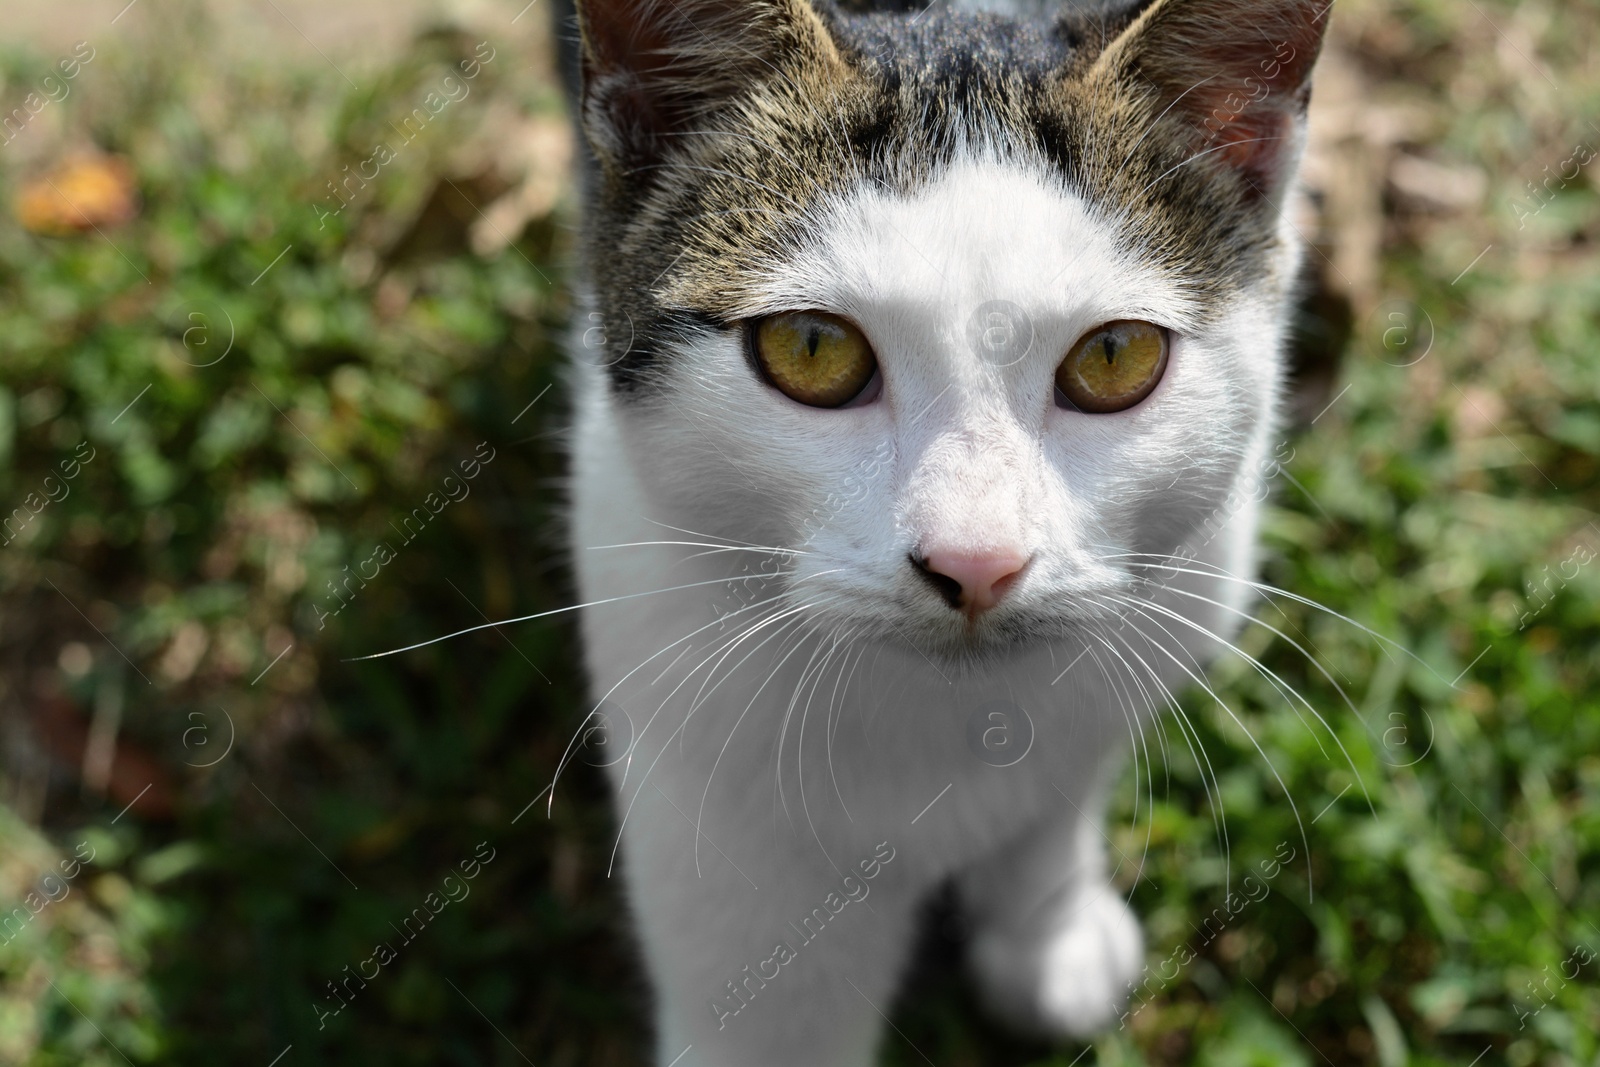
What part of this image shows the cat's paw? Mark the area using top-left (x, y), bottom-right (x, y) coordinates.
top-left (968, 885), bottom-right (1143, 1039)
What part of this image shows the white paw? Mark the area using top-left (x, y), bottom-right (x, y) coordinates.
top-left (969, 886), bottom-right (1144, 1039)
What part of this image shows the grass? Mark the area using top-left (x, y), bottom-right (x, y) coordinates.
top-left (0, 0), bottom-right (1596, 1064)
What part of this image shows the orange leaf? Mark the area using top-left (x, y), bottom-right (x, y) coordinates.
top-left (14, 153), bottom-right (139, 235)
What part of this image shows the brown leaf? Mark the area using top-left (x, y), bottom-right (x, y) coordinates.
top-left (14, 154), bottom-right (139, 235)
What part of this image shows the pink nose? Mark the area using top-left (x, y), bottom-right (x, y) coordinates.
top-left (916, 548), bottom-right (1031, 616)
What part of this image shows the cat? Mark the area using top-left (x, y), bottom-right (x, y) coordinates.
top-left (561, 0), bottom-right (1330, 1062)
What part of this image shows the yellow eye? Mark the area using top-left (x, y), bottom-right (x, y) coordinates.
top-left (753, 311), bottom-right (878, 409)
top-left (1055, 320), bottom-right (1169, 413)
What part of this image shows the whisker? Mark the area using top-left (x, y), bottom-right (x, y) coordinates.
top-left (609, 602), bottom-right (819, 879)
top-left (1111, 73), bottom-right (1222, 184)
top-left (585, 539), bottom-right (805, 556)
top-left (1109, 553), bottom-right (1438, 677)
top-left (793, 627), bottom-right (870, 876)
top-left (651, 644), bottom-right (694, 686)
top-left (543, 593), bottom-right (792, 813)
top-left (1114, 590), bottom-right (1333, 758)
top-left (1095, 611), bottom-right (1215, 828)
top-left (1111, 585), bottom-right (1374, 815)
top-left (774, 621), bottom-right (843, 828)
top-left (577, 570), bottom-right (845, 817)
top-left (538, 561), bottom-right (851, 816)
top-left (660, 593), bottom-right (839, 771)
top-left (345, 573), bottom-right (780, 661)
top-left (679, 577), bottom-right (846, 724)
top-left (825, 627), bottom-right (866, 824)
top-left (639, 516), bottom-right (780, 551)
top-left (614, 586), bottom-right (846, 864)
top-left (1088, 612), bottom-right (1220, 869)
top-left (692, 605), bottom-right (837, 876)
top-left (1100, 596), bottom-right (1310, 893)
top-left (1078, 626), bottom-right (1159, 892)
top-left (1123, 554), bottom-right (1447, 769)
top-left (1135, 135), bottom-right (1287, 199)
top-left (789, 622), bottom-right (856, 870)
top-left (1088, 602), bottom-right (1233, 879)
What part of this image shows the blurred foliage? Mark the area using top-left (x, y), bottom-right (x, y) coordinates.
top-left (0, 5), bottom-right (638, 1065)
top-left (0, 0), bottom-right (1596, 1065)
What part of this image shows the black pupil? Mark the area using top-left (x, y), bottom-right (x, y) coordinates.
top-left (1101, 334), bottom-right (1118, 364)
top-left (806, 327), bottom-right (821, 359)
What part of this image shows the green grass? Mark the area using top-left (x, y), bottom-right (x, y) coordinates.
top-left (0, 1), bottom-right (1597, 1064)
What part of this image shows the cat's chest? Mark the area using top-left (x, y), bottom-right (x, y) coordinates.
top-left (594, 614), bottom-right (1117, 876)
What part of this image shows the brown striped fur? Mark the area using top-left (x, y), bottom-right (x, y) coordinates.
top-left (570, 0), bottom-right (1328, 390)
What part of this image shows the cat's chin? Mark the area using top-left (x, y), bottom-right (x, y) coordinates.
top-left (875, 612), bottom-right (1090, 673)
top-left (791, 592), bottom-right (1115, 671)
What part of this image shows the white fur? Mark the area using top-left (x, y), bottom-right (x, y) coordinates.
top-left (569, 150), bottom-right (1299, 1065)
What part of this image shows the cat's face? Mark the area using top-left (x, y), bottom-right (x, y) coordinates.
top-left (575, 0), bottom-right (1328, 658)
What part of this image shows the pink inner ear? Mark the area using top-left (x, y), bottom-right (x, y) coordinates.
top-left (581, 0), bottom-right (777, 82)
top-left (580, 0), bottom-right (686, 73)
top-left (578, 0), bottom-right (798, 164)
top-left (1206, 103), bottom-right (1294, 193)
top-left (1132, 0), bottom-right (1329, 192)
top-left (578, 2), bottom-right (707, 163)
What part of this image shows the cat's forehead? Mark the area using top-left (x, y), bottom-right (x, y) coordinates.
top-left (836, 9), bottom-right (1079, 84)
top-left (634, 24), bottom-right (1257, 304)
top-left (729, 152), bottom-right (1202, 336)
top-left (587, 2), bottom-right (1300, 390)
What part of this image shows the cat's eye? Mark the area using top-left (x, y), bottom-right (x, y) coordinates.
top-left (1054, 320), bottom-right (1170, 413)
top-left (752, 311), bottom-right (878, 409)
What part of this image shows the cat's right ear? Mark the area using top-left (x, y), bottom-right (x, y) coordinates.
top-left (1087, 0), bottom-right (1332, 199)
top-left (576, 0), bottom-right (840, 170)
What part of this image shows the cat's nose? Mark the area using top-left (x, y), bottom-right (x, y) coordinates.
top-left (911, 548), bottom-right (1031, 616)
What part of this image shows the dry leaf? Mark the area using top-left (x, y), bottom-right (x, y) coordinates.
top-left (14, 153), bottom-right (138, 235)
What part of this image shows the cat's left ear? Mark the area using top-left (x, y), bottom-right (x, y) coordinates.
top-left (575, 0), bottom-right (843, 171)
top-left (1089, 0), bottom-right (1331, 198)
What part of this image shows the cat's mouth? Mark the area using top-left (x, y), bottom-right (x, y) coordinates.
top-left (782, 551), bottom-right (1136, 664)
top-left (836, 592), bottom-right (1120, 668)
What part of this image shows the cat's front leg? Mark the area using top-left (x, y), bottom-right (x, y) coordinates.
top-left (958, 794), bottom-right (1143, 1038)
top-left (617, 779), bottom-right (921, 1067)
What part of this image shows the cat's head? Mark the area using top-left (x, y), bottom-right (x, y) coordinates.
top-left (573, 0), bottom-right (1329, 657)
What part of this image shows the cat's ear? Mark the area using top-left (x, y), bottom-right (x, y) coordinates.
top-left (1090, 0), bottom-right (1331, 197)
top-left (576, 0), bottom-right (839, 169)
